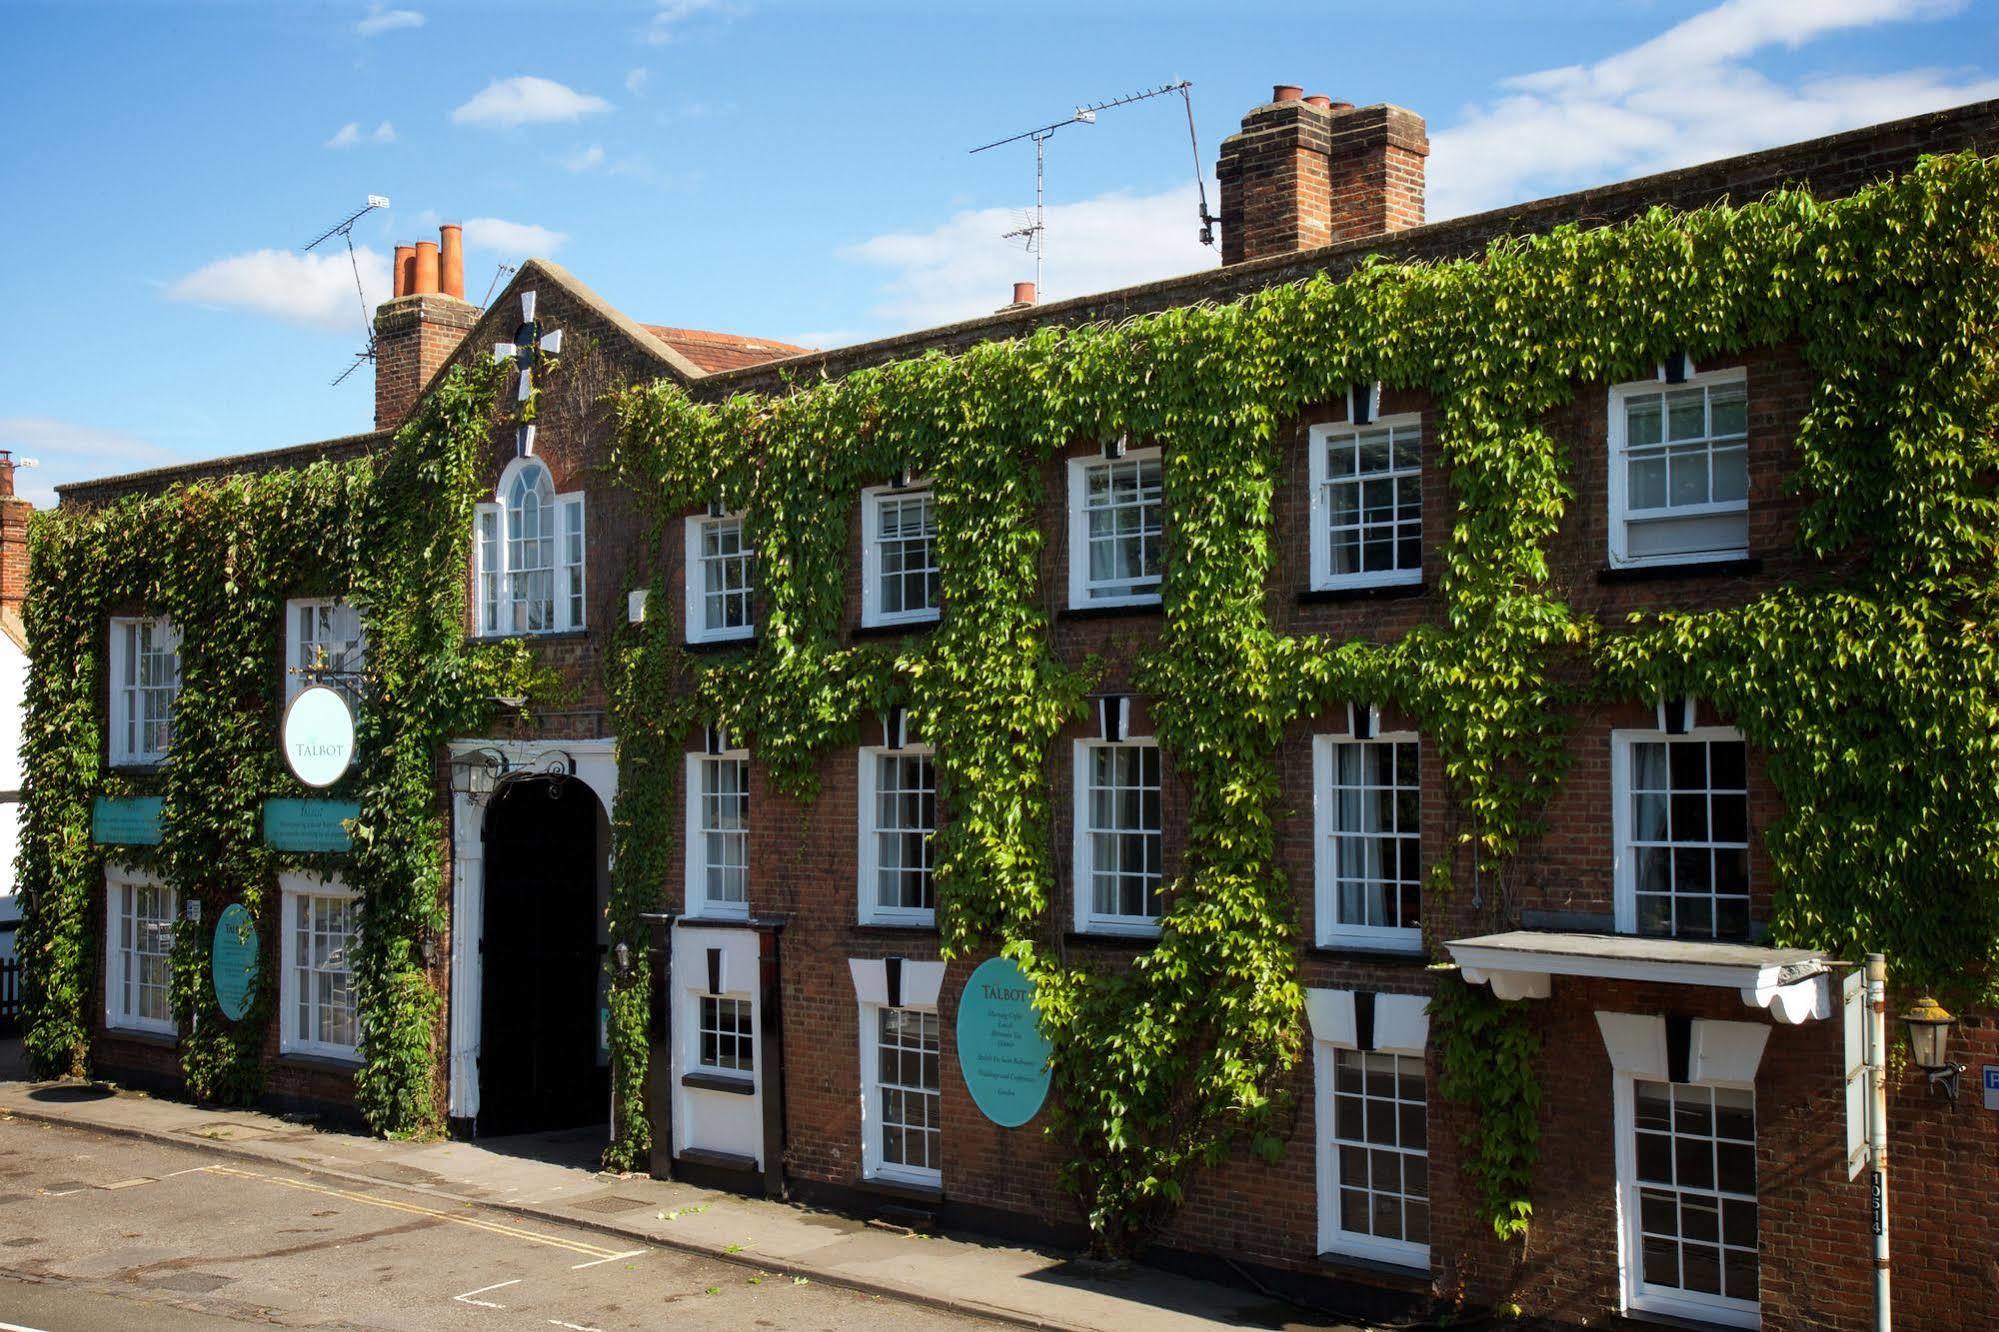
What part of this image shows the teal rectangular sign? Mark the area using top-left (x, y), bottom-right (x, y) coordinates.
top-left (262, 799), bottom-right (359, 853)
top-left (91, 796), bottom-right (163, 846)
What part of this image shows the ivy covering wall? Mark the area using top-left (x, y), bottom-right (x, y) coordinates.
top-left (17, 155), bottom-right (1999, 1266)
top-left (17, 362), bottom-right (542, 1133)
top-left (608, 156), bottom-right (1999, 1253)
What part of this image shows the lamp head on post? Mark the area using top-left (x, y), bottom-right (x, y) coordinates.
top-left (1901, 994), bottom-right (1964, 1105)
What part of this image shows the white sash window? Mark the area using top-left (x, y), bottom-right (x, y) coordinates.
top-left (473, 460), bottom-right (585, 636)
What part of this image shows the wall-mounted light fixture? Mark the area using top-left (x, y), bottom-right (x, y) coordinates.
top-left (1900, 994), bottom-right (1964, 1105)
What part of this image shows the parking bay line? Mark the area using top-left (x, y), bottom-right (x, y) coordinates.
top-left (453, 1278), bottom-right (522, 1308)
top-left (201, 1165), bottom-right (637, 1261)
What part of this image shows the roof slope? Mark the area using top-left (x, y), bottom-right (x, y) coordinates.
top-left (642, 325), bottom-right (811, 373)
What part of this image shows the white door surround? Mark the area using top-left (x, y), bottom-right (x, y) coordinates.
top-left (446, 736), bottom-right (618, 1127)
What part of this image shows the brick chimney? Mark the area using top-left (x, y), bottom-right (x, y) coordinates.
top-left (0, 452), bottom-right (32, 615)
top-left (374, 223), bottom-right (480, 431)
top-left (1216, 85), bottom-right (1428, 266)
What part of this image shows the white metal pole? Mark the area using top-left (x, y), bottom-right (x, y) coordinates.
top-left (1866, 952), bottom-right (1891, 1332)
top-left (1034, 132), bottom-right (1046, 298)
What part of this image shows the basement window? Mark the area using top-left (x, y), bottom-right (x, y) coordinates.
top-left (474, 459), bottom-right (585, 636)
top-left (108, 615), bottom-right (180, 767)
top-left (684, 512), bottom-right (756, 644)
top-left (1609, 370), bottom-right (1748, 568)
top-left (1068, 450), bottom-right (1164, 608)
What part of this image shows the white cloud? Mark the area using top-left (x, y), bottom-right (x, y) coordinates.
top-left (841, 184), bottom-right (1218, 332)
top-left (1428, 0), bottom-right (1999, 219)
top-left (461, 217), bottom-right (568, 258)
top-left (450, 76), bottom-right (611, 130)
top-left (356, 6), bottom-right (424, 37)
top-left (560, 144), bottom-right (606, 173)
top-left (782, 330), bottom-right (867, 351)
top-left (165, 247), bottom-right (391, 335)
top-left (0, 418), bottom-right (179, 507)
top-left (645, 0), bottom-right (734, 45)
top-left (325, 120), bottom-right (396, 148)
top-left (626, 67), bottom-right (650, 97)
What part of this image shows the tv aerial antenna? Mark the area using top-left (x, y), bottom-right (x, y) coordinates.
top-left (302, 195), bottom-right (390, 386)
top-left (970, 81), bottom-right (1217, 299)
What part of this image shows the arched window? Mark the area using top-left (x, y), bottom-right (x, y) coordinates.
top-left (475, 459), bottom-right (586, 635)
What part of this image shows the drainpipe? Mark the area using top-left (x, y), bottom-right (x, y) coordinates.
top-left (1867, 952), bottom-right (1891, 1332)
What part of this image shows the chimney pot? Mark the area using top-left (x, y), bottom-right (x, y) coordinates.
top-left (1013, 281), bottom-right (1036, 306)
top-left (439, 224), bottom-right (465, 300)
top-left (1304, 94), bottom-right (1333, 109)
top-left (393, 245), bottom-right (416, 298)
top-left (0, 451), bottom-right (14, 498)
top-left (1272, 84), bottom-right (1304, 103)
top-left (413, 241), bottom-right (440, 296)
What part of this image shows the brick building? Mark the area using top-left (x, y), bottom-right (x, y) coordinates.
top-left (45, 89), bottom-right (1999, 1330)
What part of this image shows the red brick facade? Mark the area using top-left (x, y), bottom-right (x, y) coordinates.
top-left (53, 97), bottom-right (1999, 1332)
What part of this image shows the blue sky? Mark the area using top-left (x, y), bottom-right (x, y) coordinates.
top-left (4, 0), bottom-right (1996, 506)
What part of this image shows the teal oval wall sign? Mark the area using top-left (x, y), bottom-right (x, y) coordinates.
top-left (955, 956), bottom-right (1052, 1128)
top-left (211, 903), bottom-right (259, 1022)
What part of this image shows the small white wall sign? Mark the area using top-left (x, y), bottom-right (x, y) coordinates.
top-left (282, 685), bottom-right (356, 788)
top-left (1983, 1064), bottom-right (1999, 1112)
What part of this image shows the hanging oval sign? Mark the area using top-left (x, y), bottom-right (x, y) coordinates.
top-left (955, 956), bottom-right (1053, 1128)
top-left (211, 902), bottom-right (259, 1022)
top-left (282, 684), bottom-right (355, 788)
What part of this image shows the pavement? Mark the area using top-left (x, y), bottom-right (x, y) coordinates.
top-left (0, 1115), bottom-right (997, 1330)
top-left (0, 1067), bottom-right (1364, 1332)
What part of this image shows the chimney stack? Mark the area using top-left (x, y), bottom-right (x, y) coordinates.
top-left (0, 452), bottom-right (32, 616)
top-left (373, 224), bottom-right (481, 431)
top-left (997, 281), bottom-right (1037, 312)
top-left (1216, 86), bottom-right (1428, 266)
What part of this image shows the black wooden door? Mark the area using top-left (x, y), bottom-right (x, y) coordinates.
top-left (478, 776), bottom-right (604, 1137)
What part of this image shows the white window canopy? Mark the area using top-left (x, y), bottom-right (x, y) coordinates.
top-left (1446, 930), bottom-right (1832, 1025)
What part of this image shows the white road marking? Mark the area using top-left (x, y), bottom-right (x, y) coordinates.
top-left (161, 1166), bottom-right (215, 1178)
top-left (452, 1277), bottom-right (522, 1308)
top-left (568, 1247), bottom-right (647, 1270)
top-left (0, 1321), bottom-right (54, 1331)
top-left (99, 1177), bottom-right (155, 1189)
top-left (549, 1322), bottom-right (604, 1332)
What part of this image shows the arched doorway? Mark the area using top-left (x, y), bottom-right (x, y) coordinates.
top-left (477, 774), bottom-right (609, 1137)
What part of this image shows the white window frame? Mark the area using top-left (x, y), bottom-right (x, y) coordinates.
top-left (684, 749), bottom-right (751, 919)
top-left (1313, 733), bottom-right (1423, 952)
top-left (279, 872), bottom-right (361, 1062)
top-left (1614, 1073), bottom-right (1761, 1328)
top-left (1610, 727), bottom-right (1750, 938)
top-left (695, 992), bottom-right (756, 1081)
top-left (1314, 1042), bottom-right (1431, 1269)
top-left (860, 483), bottom-right (941, 628)
top-left (1071, 737), bottom-right (1164, 937)
top-left (1066, 448), bottom-right (1164, 609)
top-left (683, 512), bottom-right (756, 645)
top-left (859, 1000), bottom-right (943, 1187)
top-left (472, 458), bottom-right (585, 637)
top-left (284, 597), bottom-right (366, 708)
top-left (108, 615), bottom-right (181, 767)
top-left (1608, 367), bottom-right (1749, 568)
top-left (857, 745), bottom-right (937, 927)
top-left (104, 867), bottom-right (176, 1036)
top-left (1307, 414), bottom-right (1424, 590)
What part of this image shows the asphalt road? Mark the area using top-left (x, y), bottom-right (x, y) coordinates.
top-left (0, 1116), bottom-right (1003, 1331)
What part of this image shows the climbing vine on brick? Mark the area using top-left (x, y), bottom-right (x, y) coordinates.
top-left (609, 155), bottom-right (1999, 1257)
top-left (18, 361), bottom-right (556, 1137)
